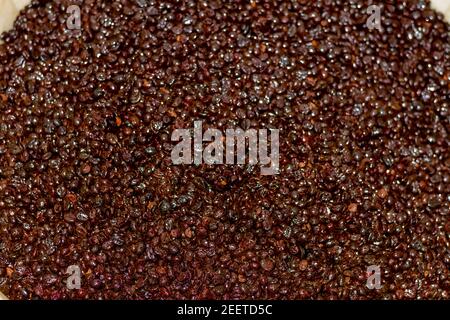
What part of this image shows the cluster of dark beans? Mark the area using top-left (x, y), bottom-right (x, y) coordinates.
top-left (0, 0), bottom-right (449, 300)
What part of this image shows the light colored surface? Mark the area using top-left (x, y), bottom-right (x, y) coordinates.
top-left (0, 0), bottom-right (449, 301)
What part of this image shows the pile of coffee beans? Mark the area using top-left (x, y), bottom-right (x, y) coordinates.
top-left (0, 0), bottom-right (448, 299)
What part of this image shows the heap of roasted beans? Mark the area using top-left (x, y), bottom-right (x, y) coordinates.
top-left (0, 0), bottom-right (449, 299)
